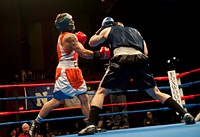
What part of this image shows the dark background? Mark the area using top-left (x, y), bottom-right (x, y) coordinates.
top-left (0, 0), bottom-right (199, 84)
top-left (0, 0), bottom-right (200, 135)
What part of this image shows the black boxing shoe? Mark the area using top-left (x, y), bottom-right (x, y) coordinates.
top-left (78, 125), bottom-right (96, 136)
top-left (183, 113), bottom-right (196, 124)
top-left (29, 120), bottom-right (40, 137)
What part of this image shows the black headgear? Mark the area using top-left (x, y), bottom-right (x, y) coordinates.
top-left (55, 13), bottom-right (75, 32)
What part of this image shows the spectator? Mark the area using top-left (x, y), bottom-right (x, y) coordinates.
top-left (143, 111), bottom-right (159, 126)
top-left (119, 115), bottom-right (129, 129)
top-left (10, 129), bottom-right (17, 137)
top-left (25, 70), bottom-right (34, 82)
top-left (97, 116), bottom-right (105, 131)
top-left (16, 127), bottom-right (21, 137)
top-left (36, 132), bottom-right (43, 137)
top-left (13, 74), bottom-right (21, 84)
top-left (104, 110), bottom-right (114, 130)
top-left (110, 88), bottom-right (129, 129)
top-left (73, 121), bottom-right (81, 134)
top-left (42, 122), bottom-right (52, 137)
top-left (18, 123), bottom-right (30, 137)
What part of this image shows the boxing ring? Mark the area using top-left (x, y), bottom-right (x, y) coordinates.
top-left (0, 68), bottom-right (200, 136)
top-left (58, 122), bottom-right (200, 137)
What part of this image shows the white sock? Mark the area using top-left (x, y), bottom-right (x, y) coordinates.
top-left (35, 115), bottom-right (43, 123)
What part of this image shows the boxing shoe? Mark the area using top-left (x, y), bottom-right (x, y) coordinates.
top-left (183, 113), bottom-right (196, 124)
top-left (78, 125), bottom-right (96, 136)
top-left (29, 120), bottom-right (40, 136)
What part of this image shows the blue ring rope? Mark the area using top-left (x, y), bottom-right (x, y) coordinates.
top-left (0, 103), bottom-right (200, 126)
top-left (0, 80), bottom-right (200, 101)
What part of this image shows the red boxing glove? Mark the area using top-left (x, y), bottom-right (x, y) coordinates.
top-left (94, 46), bottom-right (110, 59)
top-left (100, 46), bottom-right (110, 59)
top-left (75, 31), bottom-right (87, 45)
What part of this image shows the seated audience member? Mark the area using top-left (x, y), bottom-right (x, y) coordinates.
top-left (10, 129), bottom-right (17, 137)
top-left (97, 116), bottom-right (105, 131)
top-left (143, 111), bottom-right (159, 126)
top-left (18, 123), bottom-right (30, 137)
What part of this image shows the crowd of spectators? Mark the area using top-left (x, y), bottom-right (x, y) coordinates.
top-left (7, 108), bottom-right (200, 136)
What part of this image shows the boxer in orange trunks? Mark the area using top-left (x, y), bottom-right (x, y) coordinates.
top-left (29, 12), bottom-right (110, 136)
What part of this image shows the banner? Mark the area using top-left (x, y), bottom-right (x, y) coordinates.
top-left (26, 86), bottom-right (54, 110)
top-left (167, 70), bottom-right (186, 114)
top-left (25, 87), bottom-right (95, 110)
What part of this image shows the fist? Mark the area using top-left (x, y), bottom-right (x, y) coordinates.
top-left (75, 31), bottom-right (87, 45)
top-left (100, 46), bottom-right (110, 59)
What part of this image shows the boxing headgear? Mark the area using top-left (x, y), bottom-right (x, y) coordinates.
top-left (101, 17), bottom-right (114, 28)
top-left (95, 17), bottom-right (114, 35)
top-left (55, 13), bottom-right (75, 32)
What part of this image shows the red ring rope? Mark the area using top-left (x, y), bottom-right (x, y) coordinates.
top-left (0, 68), bottom-right (199, 88)
top-left (0, 68), bottom-right (200, 124)
top-left (1, 94), bottom-right (199, 116)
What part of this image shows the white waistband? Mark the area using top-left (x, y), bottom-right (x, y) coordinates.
top-left (57, 60), bottom-right (78, 68)
top-left (113, 47), bottom-right (142, 56)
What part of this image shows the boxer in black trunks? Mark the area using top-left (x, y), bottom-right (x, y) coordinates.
top-left (78, 17), bottom-right (195, 136)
